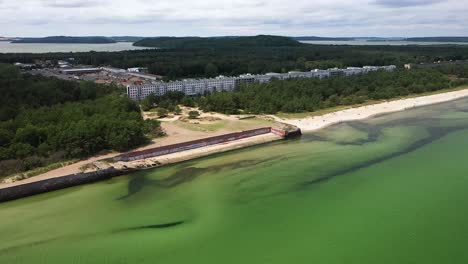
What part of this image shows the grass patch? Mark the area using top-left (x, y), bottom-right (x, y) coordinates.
top-left (238, 116), bottom-right (256, 120)
top-left (174, 120), bottom-right (229, 132)
top-left (225, 118), bottom-right (276, 131)
top-left (241, 118), bottom-right (276, 127)
top-left (172, 117), bottom-right (274, 133)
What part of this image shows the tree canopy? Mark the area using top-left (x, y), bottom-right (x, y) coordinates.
top-left (0, 64), bottom-right (160, 177)
top-left (133, 35), bottom-right (302, 49)
top-left (195, 69), bottom-right (455, 114)
top-left (3, 42), bottom-right (468, 81)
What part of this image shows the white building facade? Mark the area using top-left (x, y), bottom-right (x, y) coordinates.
top-left (127, 65), bottom-right (397, 100)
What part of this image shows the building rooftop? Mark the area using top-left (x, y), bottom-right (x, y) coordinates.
top-left (61, 68), bottom-right (101, 72)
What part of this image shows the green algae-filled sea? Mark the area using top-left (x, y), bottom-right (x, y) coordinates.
top-left (2, 98), bottom-right (468, 264)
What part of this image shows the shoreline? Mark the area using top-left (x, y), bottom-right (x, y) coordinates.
top-left (0, 132), bottom-right (284, 202)
top-left (112, 133), bottom-right (282, 171)
top-left (2, 87), bottom-right (468, 193)
top-left (0, 119), bottom-right (271, 186)
top-left (0, 133), bottom-right (283, 192)
top-left (276, 88), bottom-right (468, 132)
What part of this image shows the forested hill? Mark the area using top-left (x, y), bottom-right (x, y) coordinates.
top-left (292, 36), bottom-right (355, 41)
top-left (405, 37), bottom-right (468, 42)
top-left (3, 39), bottom-right (468, 81)
top-left (12, 36), bottom-right (116, 44)
top-left (133, 35), bottom-right (302, 48)
top-left (0, 64), bottom-right (161, 178)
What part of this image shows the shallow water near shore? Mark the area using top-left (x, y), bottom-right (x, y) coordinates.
top-left (2, 98), bottom-right (468, 263)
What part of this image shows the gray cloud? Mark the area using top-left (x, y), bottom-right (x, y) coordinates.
top-left (0, 0), bottom-right (466, 37)
top-left (374, 0), bottom-right (443, 8)
top-left (42, 0), bottom-right (104, 8)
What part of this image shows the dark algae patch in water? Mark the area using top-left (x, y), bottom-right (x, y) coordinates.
top-left (115, 221), bottom-right (185, 232)
top-left (300, 118), bottom-right (468, 188)
top-left (2, 98), bottom-right (468, 263)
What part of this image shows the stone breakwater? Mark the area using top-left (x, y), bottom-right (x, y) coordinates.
top-left (114, 126), bottom-right (301, 162)
top-left (0, 126), bottom-right (301, 203)
top-left (0, 168), bottom-right (128, 203)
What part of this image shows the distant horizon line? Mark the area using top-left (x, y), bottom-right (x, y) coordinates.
top-left (2, 35), bottom-right (468, 39)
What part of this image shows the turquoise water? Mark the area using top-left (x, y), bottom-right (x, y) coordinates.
top-left (2, 98), bottom-right (468, 263)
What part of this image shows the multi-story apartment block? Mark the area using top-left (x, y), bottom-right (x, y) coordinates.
top-left (127, 65), bottom-right (397, 101)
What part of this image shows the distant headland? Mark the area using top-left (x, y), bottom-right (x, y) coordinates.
top-left (133, 35), bottom-right (302, 48)
top-left (12, 36), bottom-right (117, 44)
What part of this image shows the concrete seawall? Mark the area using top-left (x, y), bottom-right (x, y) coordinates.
top-left (113, 133), bottom-right (283, 171)
top-left (0, 125), bottom-right (301, 203)
top-left (0, 168), bottom-right (127, 203)
top-left (114, 127), bottom-right (273, 162)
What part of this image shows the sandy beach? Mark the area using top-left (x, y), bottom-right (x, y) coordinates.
top-left (112, 133), bottom-right (282, 171)
top-left (0, 133), bottom-right (281, 190)
top-left (277, 88), bottom-right (468, 132)
top-left (0, 114), bottom-right (273, 185)
top-left (2, 88), bottom-right (468, 189)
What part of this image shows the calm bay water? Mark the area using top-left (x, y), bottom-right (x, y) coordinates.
top-left (2, 98), bottom-right (468, 263)
top-left (0, 42), bottom-right (151, 53)
top-left (0, 40), bottom-right (466, 54)
top-left (301, 40), bottom-right (468, 45)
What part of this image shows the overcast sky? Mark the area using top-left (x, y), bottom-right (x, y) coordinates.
top-left (1, 0), bottom-right (466, 37)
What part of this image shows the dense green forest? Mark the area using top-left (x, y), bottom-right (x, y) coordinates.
top-left (128, 63), bottom-right (468, 116)
top-left (292, 36), bottom-right (355, 41)
top-left (188, 69), bottom-right (458, 114)
top-left (133, 35), bottom-right (301, 48)
top-left (2, 36), bottom-right (468, 80)
top-left (137, 68), bottom-right (462, 115)
top-left (419, 64), bottom-right (468, 79)
top-left (0, 64), bottom-right (161, 177)
top-left (1, 36), bottom-right (467, 177)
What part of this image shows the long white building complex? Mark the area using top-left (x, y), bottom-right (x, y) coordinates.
top-left (127, 65), bottom-right (397, 100)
